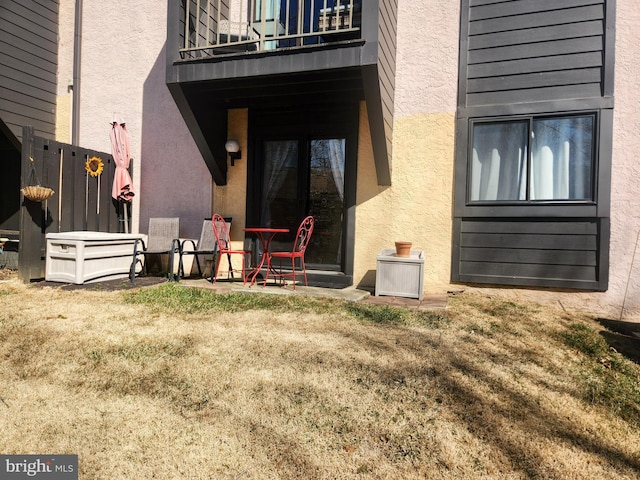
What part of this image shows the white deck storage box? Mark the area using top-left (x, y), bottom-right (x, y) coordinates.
top-left (45, 231), bottom-right (144, 284)
top-left (375, 248), bottom-right (425, 300)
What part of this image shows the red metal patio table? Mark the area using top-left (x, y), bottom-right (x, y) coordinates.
top-left (243, 227), bottom-right (289, 286)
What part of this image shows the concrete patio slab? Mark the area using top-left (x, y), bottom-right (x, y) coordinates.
top-left (178, 277), bottom-right (448, 308)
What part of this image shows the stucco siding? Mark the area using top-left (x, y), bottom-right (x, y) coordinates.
top-left (606, 0), bottom-right (640, 319)
top-left (58, 0), bottom-right (211, 239)
top-left (352, 0), bottom-right (459, 292)
top-left (56, 0), bottom-right (74, 144)
top-left (394, 0), bottom-right (460, 116)
top-left (214, 108), bottom-right (248, 266)
top-left (355, 108), bottom-right (455, 293)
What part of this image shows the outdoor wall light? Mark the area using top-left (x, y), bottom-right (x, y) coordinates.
top-left (225, 139), bottom-right (241, 166)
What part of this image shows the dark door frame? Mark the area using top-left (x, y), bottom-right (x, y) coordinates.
top-left (246, 102), bottom-right (359, 283)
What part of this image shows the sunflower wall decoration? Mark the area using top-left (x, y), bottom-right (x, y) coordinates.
top-left (85, 156), bottom-right (104, 177)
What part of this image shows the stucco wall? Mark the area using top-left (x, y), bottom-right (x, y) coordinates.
top-left (56, 0), bottom-right (74, 144)
top-left (57, 0), bottom-right (211, 240)
top-left (605, 0), bottom-right (640, 320)
top-left (354, 107), bottom-right (456, 292)
top-left (354, 0), bottom-right (460, 292)
top-left (214, 108), bottom-right (249, 261)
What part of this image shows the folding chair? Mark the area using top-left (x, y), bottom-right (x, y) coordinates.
top-left (129, 217), bottom-right (180, 282)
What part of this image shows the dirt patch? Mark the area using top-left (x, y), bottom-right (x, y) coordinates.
top-left (32, 275), bottom-right (168, 291)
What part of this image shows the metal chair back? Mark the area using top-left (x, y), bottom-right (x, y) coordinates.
top-left (292, 215), bottom-right (314, 255)
top-left (212, 213), bottom-right (231, 252)
top-left (211, 213), bottom-right (247, 283)
top-left (147, 217), bottom-right (180, 252)
top-left (265, 215), bottom-right (314, 289)
top-left (129, 217), bottom-right (180, 282)
top-left (197, 219), bottom-right (216, 252)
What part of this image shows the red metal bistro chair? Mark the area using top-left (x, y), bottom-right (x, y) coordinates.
top-left (211, 213), bottom-right (249, 284)
top-left (266, 216), bottom-right (314, 289)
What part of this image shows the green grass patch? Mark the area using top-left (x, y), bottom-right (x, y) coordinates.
top-left (123, 283), bottom-right (343, 315)
top-left (344, 303), bottom-right (410, 324)
top-left (560, 322), bottom-right (640, 426)
top-left (344, 303), bottom-right (450, 328)
top-left (476, 299), bottom-right (537, 322)
top-left (123, 283), bottom-right (450, 328)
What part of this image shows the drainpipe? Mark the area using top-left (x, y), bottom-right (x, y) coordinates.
top-left (71, 0), bottom-right (82, 145)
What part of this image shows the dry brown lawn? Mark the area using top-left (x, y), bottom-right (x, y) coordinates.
top-left (1, 271), bottom-right (639, 479)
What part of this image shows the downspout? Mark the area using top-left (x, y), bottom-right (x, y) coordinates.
top-left (71, 0), bottom-right (82, 145)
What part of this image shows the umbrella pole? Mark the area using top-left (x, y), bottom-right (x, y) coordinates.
top-left (58, 149), bottom-right (64, 232)
top-left (123, 202), bottom-right (129, 234)
top-left (97, 174), bottom-right (101, 217)
top-left (84, 162), bottom-right (88, 230)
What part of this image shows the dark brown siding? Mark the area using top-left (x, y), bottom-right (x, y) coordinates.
top-left (379, 0), bottom-right (397, 176)
top-left (361, 0), bottom-right (396, 186)
top-left (0, 0), bottom-right (58, 141)
top-left (452, 0), bottom-right (614, 291)
top-left (455, 219), bottom-right (606, 290)
top-left (465, 0), bottom-right (605, 106)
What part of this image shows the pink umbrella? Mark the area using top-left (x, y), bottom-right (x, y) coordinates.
top-left (110, 118), bottom-right (135, 232)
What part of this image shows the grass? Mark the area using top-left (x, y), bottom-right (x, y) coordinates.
top-left (1, 277), bottom-right (640, 479)
top-left (124, 283), bottom-right (344, 315)
top-left (559, 322), bottom-right (640, 426)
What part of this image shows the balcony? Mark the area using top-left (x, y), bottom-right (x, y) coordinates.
top-left (180, 0), bottom-right (362, 58)
top-left (167, 0), bottom-right (396, 186)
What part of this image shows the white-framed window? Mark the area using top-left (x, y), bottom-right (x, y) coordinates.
top-left (469, 114), bottom-right (596, 203)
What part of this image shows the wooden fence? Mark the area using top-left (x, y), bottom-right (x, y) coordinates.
top-left (18, 126), bottom-right (132, 282)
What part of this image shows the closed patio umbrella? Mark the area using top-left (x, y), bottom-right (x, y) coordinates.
top-left (110, 117), bottom-right (135, 233)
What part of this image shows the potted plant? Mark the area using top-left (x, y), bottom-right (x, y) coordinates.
top-left (395, 241), bottom-right (412, 257)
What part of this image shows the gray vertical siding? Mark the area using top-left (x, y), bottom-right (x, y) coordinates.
top-left (18, 127), bottom-right (124, 282)
top-left (0, 0), bottom-right (58, 141)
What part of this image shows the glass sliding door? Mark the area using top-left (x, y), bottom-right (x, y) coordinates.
top-left (260, 140), bottom-right (299, 229)
top-left (258, 137), bottom-right (346, 270)
top-left (307, 138), bottom-right (345, 268)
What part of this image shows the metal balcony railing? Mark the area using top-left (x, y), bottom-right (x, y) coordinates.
top-left (180, 0), bottom-right (361, 58)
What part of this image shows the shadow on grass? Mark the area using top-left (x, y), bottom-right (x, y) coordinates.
top-left (596, 318), bottom-right (640, 364)
top-left (332, 319), bottom-right (640, 477)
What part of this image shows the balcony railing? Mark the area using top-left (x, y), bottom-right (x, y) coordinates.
top-left (180, 0), bottom-right (361, 58)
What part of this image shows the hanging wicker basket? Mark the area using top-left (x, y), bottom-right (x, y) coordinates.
top-left (21, 156), bottom-right (55, 202)
top-left (21, 185), bottom-right (55, 202)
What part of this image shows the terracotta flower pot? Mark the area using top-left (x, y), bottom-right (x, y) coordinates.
top-left (395, 241), bottom-right (412, 257)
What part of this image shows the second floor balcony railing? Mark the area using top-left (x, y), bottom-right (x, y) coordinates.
top-left (181, 0), bottom-right (362, 59)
